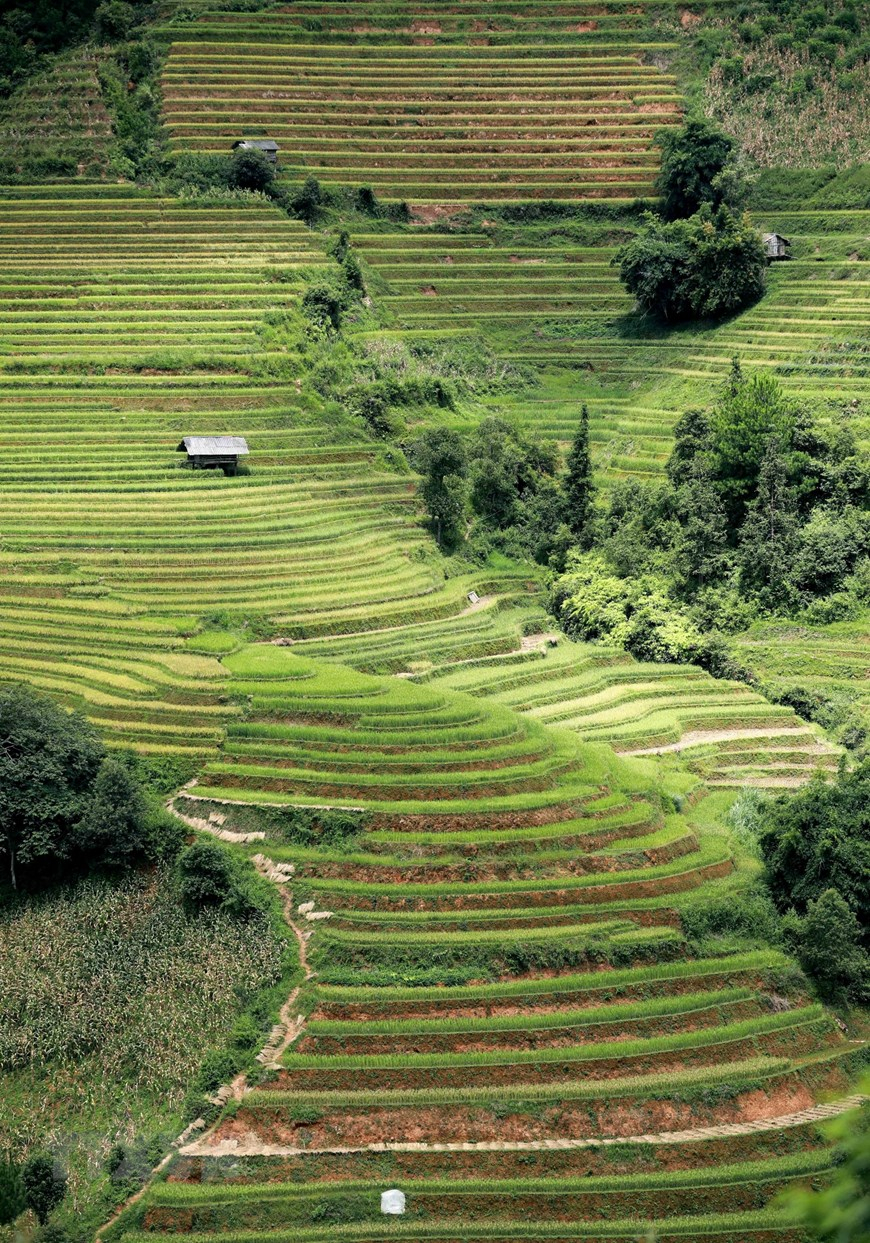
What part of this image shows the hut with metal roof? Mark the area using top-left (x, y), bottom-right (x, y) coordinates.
top-left (232, 138), bottom-right (279, 164)
top-left (177, 436), bottom-right (249, 476)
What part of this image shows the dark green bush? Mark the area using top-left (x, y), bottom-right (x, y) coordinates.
top-left (176, 841), bottom-right (264, 919)
top-left (21, 1156), bottom-right (66, 1225)
top-left (783, 888), bottom-right (870, 1004)
top-left (94, 0), bottom-right (137, 40)
top-left (615, 205), bottom-right (766, 322)
top-left (655, 118), bottom-right (738, 220)
top-left (0, 1158), bottom-right (25, 1226)
top-left (229, 147), bottom-right (275, 193)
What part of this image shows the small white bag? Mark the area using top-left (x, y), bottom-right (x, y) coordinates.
top-left (380, 1188), bottom-right (406, 1215)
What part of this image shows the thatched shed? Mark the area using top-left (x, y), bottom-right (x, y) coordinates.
top-left (177, 436), bottom-right (249, 475)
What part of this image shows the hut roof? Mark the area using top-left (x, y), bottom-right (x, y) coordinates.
top-left (762, 232), bottom-right (791, 244)
top-left (233, 138), bottom-right (279, 152)
top-left (177, 436), bottom-right (250, 456)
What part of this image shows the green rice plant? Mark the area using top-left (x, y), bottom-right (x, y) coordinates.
top-left (244, 1055), bottom-right (793, 1110)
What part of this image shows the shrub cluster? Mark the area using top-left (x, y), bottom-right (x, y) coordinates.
top-left (0, 684), bottom-right (183, 892)
top-left (413, 408), bottom-right (592, 560)
top-left (750, 762), bottom-right (870, 1003)
top-left (550, 362), bottom-right (870, 673)
top-left (616, 206), bottom-right (766, 322)
top-left (0, 1155), bottom-right (66, 1227)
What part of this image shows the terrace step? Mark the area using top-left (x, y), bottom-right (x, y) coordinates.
top-left (181, 1093), bottom-right (868, 1157)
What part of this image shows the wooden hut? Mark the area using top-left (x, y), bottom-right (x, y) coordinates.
top-left (177, 436), bottom-right (249, 475)
top-left (762, 232), bottom-right (791, 260)
top-left (232, 138), bottom-right (279, 164)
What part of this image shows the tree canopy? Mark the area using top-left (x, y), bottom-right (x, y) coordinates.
top-left (413, 415), bottom-right (575, 565)
top-left (655, 118), bottom-right (738, 220)
top-left (229, 147), bottom-right (275, 193)
top-left (0, 684), bottom-right (156, 889)
top-left (616, 206), bottom-right (767, 322)
top-left (550, 366), bottom-right (870, 672)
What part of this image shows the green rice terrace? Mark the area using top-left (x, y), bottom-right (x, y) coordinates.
top-left (0, 1), bottom-right (869, 1242)
top-left (157, 0), bottom-right (683, 204)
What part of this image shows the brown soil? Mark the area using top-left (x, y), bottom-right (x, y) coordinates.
top-left (297, 837), bottom-right (695, 885)
top-left (171, 1117), bottom-right (830, 1184)
top-left (314, 858), bottom-right (732, 912)
top-left (680, 9), bottom-right (703, 27)
top-left (213, 1082), bottom-right (817, 1148)
top-left (409, 204), bottom-right (468, 225)
top-left (369, 799), bottom-right (601, 833)
top-left (272, 1022), bottom-right (833, 1093)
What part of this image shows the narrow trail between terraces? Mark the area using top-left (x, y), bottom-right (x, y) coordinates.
top-left (180, 1094), bottom-right (868, 1157)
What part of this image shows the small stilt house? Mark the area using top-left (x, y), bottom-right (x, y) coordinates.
top-left (232, 138), bottom-right (279, 164)
top-left (178, 436), bottom-right (249, 475)
top-left (762, 232), bottom-right (791, 261)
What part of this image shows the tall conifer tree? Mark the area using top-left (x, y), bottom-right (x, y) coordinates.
top-left (565, 404), bottom-right (594, 539)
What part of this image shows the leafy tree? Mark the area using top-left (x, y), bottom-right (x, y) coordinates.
top-left (429, 472), bottom-right (467, 550)
top-left (292, 176), bottom-right (324, 225)
top-left (667, 408), bottom-right (729, 588)
top-left (655, 118), bottom-right (737, 220)
top-left (784, 889), bottom-right (870, 1004)
top-left (342, 250), bottom-right (365, 293)
top-left (74, 756), bottom-right (148, 868)
top-left (517, 476), bottom-right (571, 568)
top-left (0, 1158), bottom-right (25, 1225)
top-left (564, 404), bottom-right (594, 539)
top-left (709, 371), bottom-right (798, 527)
top-left (794, 504), bottom-right (870, 598)
top-left (685, 206), bottom-right (767, 317)
top-left (355, 185), bottom-right (379, 215)
top-left (615, 216), bottom-right (694, 321)
top-left (469, 417), bottom-right (557, 530)
top-left (93, 0), bottom-right (136, 40)
top-left (0, 685), bottom-right (105, 889)
top-left (176, 840), bottom-right (262, 919)
top-left (616, 206), bottom-right (766, 322)
top-left (737, 434), bottom-right (802, 609)
top-left (330, 230), bottom-right (350, 263)
top-left (229, 147), bottom-right (275, 193)
top-left (301, 280), bottom-right (346, 332)
top-left (789, 1092), bottom-right (870, 1241)
top-left (757, 763), bottom-right (870, 935)
top-left (20, 1155), bottom-right (66, 1225)
top-left (414, 427), bottom-right (468, 548)
top-left (0, 0), bottom-right (100, 98)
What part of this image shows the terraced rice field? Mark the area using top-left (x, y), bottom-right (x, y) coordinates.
top-left (100, 644), bottom-right (866, 1242)
top-left (7, 9), bottom-right (868, 1243)
top-left (0, 187), bottom-right (508, 753)
top-left (0, 47), bottom-right (113, 175)
top-left (352, 210), bottom-right (870, 482)
top-left (298, 604), bottom-right (839, 787)
top-left (159, 1), bottom-right (682, 203)
top-left (491, 211), bottom-right (870, 400)
top-left (730, 611), bottom-right (870, 734)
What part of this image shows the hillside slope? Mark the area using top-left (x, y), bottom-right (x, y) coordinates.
top-left (0, 3), bottom-right (868, 1241)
